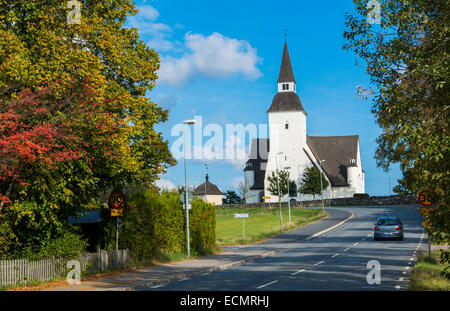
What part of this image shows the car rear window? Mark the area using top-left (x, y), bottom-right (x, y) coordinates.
top-left (377, 219), bottom-right (399, 226)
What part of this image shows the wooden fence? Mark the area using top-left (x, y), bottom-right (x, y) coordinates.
top-left (0, 249), bottom-right (130, 287)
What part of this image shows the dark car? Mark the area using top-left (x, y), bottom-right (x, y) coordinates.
top-left (374, 216), bottom-right (404, 241)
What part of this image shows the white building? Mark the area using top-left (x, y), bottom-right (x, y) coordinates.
top-left (193, 173), bottom-right (224, 206)
top-left (244, 41), bottom-right (365, 203)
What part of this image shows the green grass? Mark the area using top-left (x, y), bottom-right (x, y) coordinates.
top-left (216, 207), bottom-right (323, 246)
top-left (408, 250), bottom-right (450, 291)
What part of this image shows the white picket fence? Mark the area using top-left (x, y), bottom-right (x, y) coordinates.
top-left (0, 249), bottom-right (130, 287)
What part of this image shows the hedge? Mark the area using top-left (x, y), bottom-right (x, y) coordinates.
top-left (99, 187), bottom-right (216, 262)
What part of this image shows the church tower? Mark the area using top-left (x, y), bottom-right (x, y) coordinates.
top-left (264, 41), bottom-right (309, 201)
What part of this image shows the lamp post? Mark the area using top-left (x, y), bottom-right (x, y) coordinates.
top-left (183, 119), bottom-right (196, 257)
top-left (275, 152), bottom-right (283, 232)
top-left (285, 167), bottom-right (291, 225)
top-left (319, 160), bottom-right (326, 217)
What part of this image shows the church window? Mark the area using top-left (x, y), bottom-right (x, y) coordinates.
top-left (285, 122), bottom-right (289, 130)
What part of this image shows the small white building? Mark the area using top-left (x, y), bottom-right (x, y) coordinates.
top-left (193, 173), bottom-right (224, 206)
top-left (244, 41), bottom-right (365, 203)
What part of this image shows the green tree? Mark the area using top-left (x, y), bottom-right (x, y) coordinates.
top-left (343, 0), bottom-right (449, 244)
top-left (223, 190), bottom-right (241, 204)
top-left (267, 170), bottom-right (296, 197)
top-left (0, 0), bottom-right (175, 257)
top-left (298, 166), bottom-right (329, 198)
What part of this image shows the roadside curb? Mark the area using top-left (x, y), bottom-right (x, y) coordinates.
top-left (304, 212), bottom-right (354, 241)
top-left (132, 250), bottom-right (278, 290)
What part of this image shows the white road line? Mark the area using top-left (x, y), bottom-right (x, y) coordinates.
top-left (344, 248), bottom-right (350, 252)
top-left (314, 261), bottom-right (325, 266)
top-left (404, 266), bottom-right (410, 270)
top-left (395, 285), bottom-right (401, 290)
top-left (409, 258), bottom-right (414, 261)
top-left (179, 278), bottom-right (190, 282)
top-left (353, 242), bottom-right (359, 246)
top-left (256, 280), bottom-right (278, 289)
top-left (201, 273), bottom-right (210, 276)
top-left (151, 284), bottom-right (165, 289)
top-left (408, 262), bottom-right (412, 265)
top-left (402, 271), bottom-right (407, 275)
top-left (291, 269), bottom-right (306, 276)
top-left (399, 278), bottom-right (404, 281)
top-left (331, 254), bottom-right (339, 258)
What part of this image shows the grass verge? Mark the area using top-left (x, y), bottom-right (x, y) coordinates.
top-left (216, 207), bottom-right (324, 246)
top-left (408, 250), bottom-right (450, 291)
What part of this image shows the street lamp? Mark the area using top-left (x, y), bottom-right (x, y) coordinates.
top-left (285, 166), bottom-right (291, 225)
top-left (275, 152), bottom-right (283, 232)
top-left (183, 119), bottom-right (196, 257)
top-left (319, 159), bottom-right (326, 217)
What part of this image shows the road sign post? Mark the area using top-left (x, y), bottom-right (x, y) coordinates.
top-left (108, 191), bottom-right (126, 251)
top-left (234, 214), bottom-right (249, 240)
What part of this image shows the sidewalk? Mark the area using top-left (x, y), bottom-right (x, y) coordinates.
top-left (37, 208), bottom-right (352, 291)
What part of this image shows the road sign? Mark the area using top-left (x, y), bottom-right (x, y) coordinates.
top-left (180, 191), bottom-right (194, 204)
top-left (111, 208), bottom-right (123, 217)
top-left (420, 207), bottom-right (434, 217)
top-left (182, 203), bottom-right (192, 210)
top-left (418, 190), bottom-right (437, 207)
top-left (262, 196), bottom-right (271, 200)
top-left (234, 213), bottom-right (249, 219)
top-left (109, 191), bottom-right (125, 209)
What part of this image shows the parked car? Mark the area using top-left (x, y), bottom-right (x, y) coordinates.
top-left (373, 216), bottom-right (404, 241)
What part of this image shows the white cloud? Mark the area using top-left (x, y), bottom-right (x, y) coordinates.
top-left (155, 178), bottom-right (176, 190)
top-left (158, 32), bottom-right (262, 86)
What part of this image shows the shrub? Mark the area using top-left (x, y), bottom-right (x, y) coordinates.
top-left (39, 231), bottom-right (88, 260)
top-left (190, 199), bottom-right (216, 255)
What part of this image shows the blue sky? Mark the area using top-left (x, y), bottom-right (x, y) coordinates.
top-left (128, 0), bottom-right (402, 196)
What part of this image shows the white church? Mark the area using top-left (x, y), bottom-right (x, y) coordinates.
top-left (244, 41), bottom-right (365, 203)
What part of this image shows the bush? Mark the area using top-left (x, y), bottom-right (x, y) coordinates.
top-left (98, 186), bottom-right (216, 261)
top-left (39, 231), bottom-right (88, 260)
top-left (190, 199), bottom-right (216, 255)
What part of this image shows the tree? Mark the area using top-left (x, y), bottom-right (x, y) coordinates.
top-left (0, 0), bottom-right (175, 256)
top-left (237, 176), bottom-right (251, 202)
top-left (298, 166), bottom-right (329, 198)
top-left (223, 190), bottom-right (241, 204)
top-left (343, 0), bottom-right (449, 245)
top-left (267, 170), bottom-right (291, 197)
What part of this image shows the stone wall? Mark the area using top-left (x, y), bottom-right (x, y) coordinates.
top-left (220, 195), bottom-right (418, 209)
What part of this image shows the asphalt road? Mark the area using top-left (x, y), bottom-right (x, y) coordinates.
top-left (143, 205), bottom-right (425, 291)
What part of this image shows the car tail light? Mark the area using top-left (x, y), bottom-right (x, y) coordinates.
top-left (396, 226), bottom-right (402, 230)
top-left (374, 226), bottom-right (379, 230)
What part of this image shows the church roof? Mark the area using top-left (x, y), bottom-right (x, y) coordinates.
top-left (306, 135), bottom-right (360, 187)
top-left (193, 174), bottom-right (223, 195)
top-left (278, 40), bottom-right (296, 83)
top-left (267, 91), bottom-right (306, 113)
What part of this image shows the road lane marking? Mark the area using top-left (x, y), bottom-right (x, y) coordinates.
top-left (256, 280), bottom-right (278, 289)
top-left (331, 254), bottom-right (339, 258)
top-left (291, 269), bottom-right (306, 276)
top-left (151, 284), bottom-right (165, 289)
top-left (408, 262), bottom-right (412, 265)
top-left (314, 261), bottom-right (325, 266)
top-left (353, 242), bottom-right (359, 246)
top-left (395, 285), bottom-right (401, 290)
top-left (409, 258), bottom-right (414, 261)
top-left (179, 278), bottom-right (190, 282)
top-left (344, 248), bottom-right (350, 252)
top-left (399, 278), bottom-right (404, 281)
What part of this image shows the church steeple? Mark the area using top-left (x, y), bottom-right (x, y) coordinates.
top-left (277, 40), bottom-right (296, 93)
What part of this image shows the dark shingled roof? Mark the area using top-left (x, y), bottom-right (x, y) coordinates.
top-left (267, 91), bottom-right (306, 113)
top-left (278, 40), bottom-right (296, 83)
top-left (193, 174), bottom-right (223, 195)
top-left (306, 135), bottom-right (359, 187)
top-left (244, 138), bottom-right (270, 190)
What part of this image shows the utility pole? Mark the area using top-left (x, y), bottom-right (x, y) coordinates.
top-left (319, 160), bottom-right (326, 217)
top-left (183, 119), bottom-right (196, 257)
top-left (276, 152), bottom-right (283, 232)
